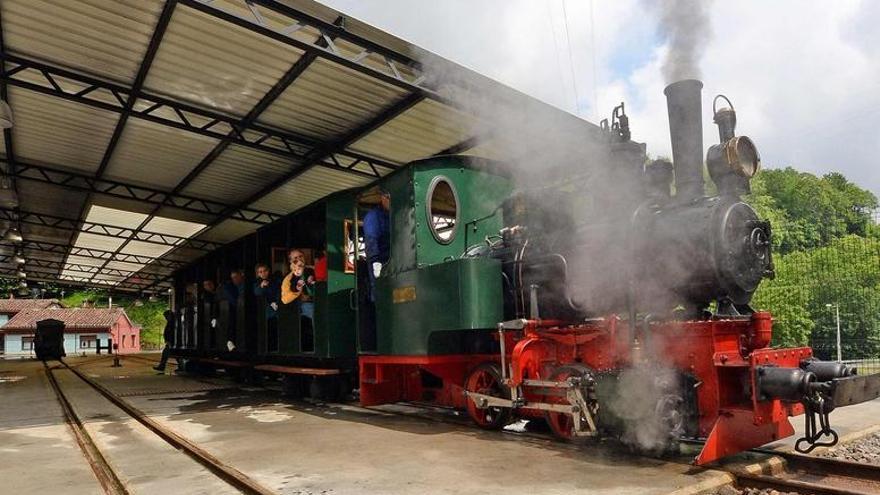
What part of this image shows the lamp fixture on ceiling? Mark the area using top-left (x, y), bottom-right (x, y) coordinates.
top-left (0, 175), bottom-right (19, 209)
top-left (13, 251), bottom-right (25, 265)
top-left (4, 227), bottom-right (23, 243)
top-left (4, 227), bottom-right (22, 243)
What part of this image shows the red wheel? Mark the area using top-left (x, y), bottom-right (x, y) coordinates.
top-left (545, 364), bottom-right (595, 441)
top-left (465, 363), bottom-right (511, 430)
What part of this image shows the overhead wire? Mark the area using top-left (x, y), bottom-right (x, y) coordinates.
top-left (545, 2), bottom-right (568, 109)
top-left (589, 0), bottom-right (599, 121)
top-left (561, 0), bottom-right (582, 115)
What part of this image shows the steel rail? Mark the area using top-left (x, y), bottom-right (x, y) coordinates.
top-left (734, 471), bottom-right (877, 495)
top-left (59, 359), bottom-right (278, 495)
top-left (682, 437), bottom-right (880, 494)
top-left (43, 362), bottom-right (130, 495)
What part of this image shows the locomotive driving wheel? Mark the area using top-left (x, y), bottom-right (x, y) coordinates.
top-left (545, 364), bottom-right (597, 441)
top-left (465, 362), bottom-right (512, 430)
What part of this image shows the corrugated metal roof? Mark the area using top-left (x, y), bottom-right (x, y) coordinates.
top-left (119, 240), bottom-right (173, 258)
top-left (73, 232), bottom-right (125, 252)
top-left (65, 255), bottom-right (108, 268)
top-left (197, 218), bottom-right (259, 243)
top-left (182, 144), bottom-right (298, 203)
top-left (258, 58), bottom-right (408, 140)
top-left (20, 225), bottom-right (71, 245)
top-left (249, 166), bottom-right (370, 214)
top-left (85, 205), bottom-right (149, 229)
top-left (17, 182), bottom-right (88, 218)
top-left (0, 0), bottom-right (609, 291)
top-left (143, 4), bottom-right (305, 117)
top-left (9, 88), bottom-right (118, 174)
top-left (104, 260), bottom-right (146, 273)
top-left (348, 99), bottom-right (475, 163)
top-left (2, 0), bottom-right (161, 84)
top-left (143, 216), bottom-right (207, 238)
top-left (103, 117), bottom-right (220, 190)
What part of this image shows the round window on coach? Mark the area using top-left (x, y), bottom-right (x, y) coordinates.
top-left (426, 176), bottom-right (459, 245)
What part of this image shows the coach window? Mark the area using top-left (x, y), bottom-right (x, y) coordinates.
top-left (427, 177), bottom-right (458, 244)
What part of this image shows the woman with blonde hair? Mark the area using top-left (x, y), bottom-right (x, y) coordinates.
top-left (281, 249), bottom-right (316, 321)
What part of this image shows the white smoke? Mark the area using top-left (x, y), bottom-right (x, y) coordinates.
top-left (647, 0), bottom-right (714, 83)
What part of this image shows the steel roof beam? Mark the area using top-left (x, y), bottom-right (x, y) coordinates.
top-left (208, 92), bottom-right (425, 230)
top-left (143, 93), bottom-right (427, 293)
top-left (0, 239), bottom-right (185, 269)
top-left (2, 257), bottom-right (169, 282)
top-left (0, 268), bottom-right (169, 292)
top-left (65, 0), bottom-right (178, 286)
top-left (95, 0), bottom-right (178, 179)
top-left (179, 0), bottom-right (444, 104)
top-left (0, 53), bottom-right (400, 176)
top-left (247, 0), bottom-right (422, 71)
top-left (120, 18), bottom-right (349, 291)
top-left (169, 47), bottom-right (324, 200)
top-left (0, 209), bottom-right (220, 251)
top-left (2, 159), bottom-right (280, 224)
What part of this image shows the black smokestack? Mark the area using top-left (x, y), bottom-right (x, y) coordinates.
top-left (664, 79), bottom-right (705, 201)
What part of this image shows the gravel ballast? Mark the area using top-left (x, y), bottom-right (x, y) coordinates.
top-left (712, 485), bottom-right (798, 495)
top-left (820, 432), bottom-right (880, 464)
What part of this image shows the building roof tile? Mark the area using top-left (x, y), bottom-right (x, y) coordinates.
top-left (0, 299), bottom-right (61, 314)
top-left (1, 308), bottom-right (132, 332)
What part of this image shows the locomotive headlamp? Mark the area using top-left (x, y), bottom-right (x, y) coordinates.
top-left (720, 135), bottom-right (760, 178)
top-left (707, 95), bottom-right (760, 196)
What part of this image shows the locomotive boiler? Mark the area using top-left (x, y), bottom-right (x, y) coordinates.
top-left (499, 79), bottom-right (772, 322)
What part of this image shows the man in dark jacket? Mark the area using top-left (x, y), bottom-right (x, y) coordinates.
top-left (154, 310), bottom-right (176, 372)
top-left (363, 189), bottom-right (390, 302)
top-left (222, 270), bottom-right (246, 351)
top-left (253, 262), bottom-right (281, 351)
top-left (253, 263), bottom-right (280, 318)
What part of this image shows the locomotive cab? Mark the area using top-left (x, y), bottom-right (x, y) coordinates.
top-left (368, 156), bottom-right (513, 356)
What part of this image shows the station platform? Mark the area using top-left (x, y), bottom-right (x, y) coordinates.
top-left (2, 354), bottom-right (878, 495)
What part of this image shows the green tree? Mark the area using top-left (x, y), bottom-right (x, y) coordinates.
top-left (748, 168), bottom-right (878, 254)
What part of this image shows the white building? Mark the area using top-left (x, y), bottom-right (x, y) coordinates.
top-left (0, 299), bottom-right (61, 355)
top-left (1, 306), bottom-right (141, 357)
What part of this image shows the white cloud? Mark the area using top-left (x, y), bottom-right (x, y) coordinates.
top-left (321, 0), bottom-right (880, 196)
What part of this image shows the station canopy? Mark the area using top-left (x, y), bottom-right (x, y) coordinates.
top-left (0, 0), bottom-right (606, 293)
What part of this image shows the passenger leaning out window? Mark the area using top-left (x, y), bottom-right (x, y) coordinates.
top-left (281, 249), bottom-right (316, 320)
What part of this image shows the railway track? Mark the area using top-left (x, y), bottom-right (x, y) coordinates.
top-left (43, 358), bottom-right (278, 495)
top-left (730, 448), bottom-right (880, 495)
top-left (118, 355), bottom-right (880, 494)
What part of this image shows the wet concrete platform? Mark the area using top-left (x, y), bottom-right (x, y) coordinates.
top-left (2, 354), bottom-right (878, 495)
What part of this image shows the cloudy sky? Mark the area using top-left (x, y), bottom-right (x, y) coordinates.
top-left (322, 0), bottom-right (880, 197)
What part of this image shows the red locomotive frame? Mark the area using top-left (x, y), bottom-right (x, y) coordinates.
top-left (360, 312), bottom-right (813, 465)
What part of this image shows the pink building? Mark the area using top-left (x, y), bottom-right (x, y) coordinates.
top-left (1, 308), bottom-right (141, 356)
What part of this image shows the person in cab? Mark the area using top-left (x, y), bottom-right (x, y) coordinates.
top-left (363, 189), bottom-right (390, 301)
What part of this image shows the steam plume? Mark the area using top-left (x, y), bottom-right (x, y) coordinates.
top-left (650, 0), bottom-right (714, 82)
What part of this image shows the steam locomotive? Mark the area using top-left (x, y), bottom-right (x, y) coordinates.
top-left (173, 79), bottom-right (880, 465)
